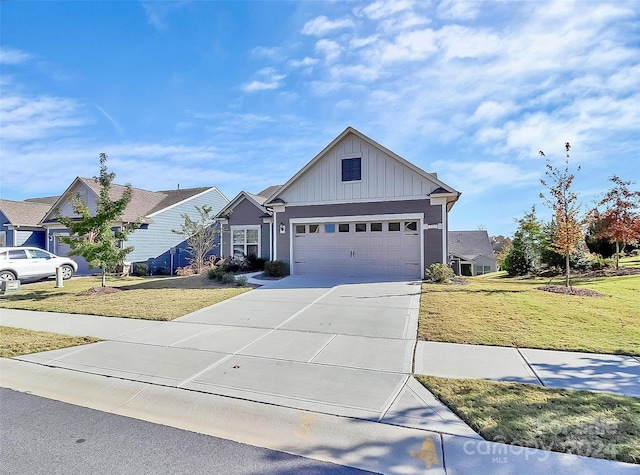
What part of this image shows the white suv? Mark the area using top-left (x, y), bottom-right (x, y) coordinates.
top-left (0, 247), bottom-right (78, 282)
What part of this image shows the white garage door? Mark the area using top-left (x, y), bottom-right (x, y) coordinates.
top-left (292, 219), bottom-right (421, 278)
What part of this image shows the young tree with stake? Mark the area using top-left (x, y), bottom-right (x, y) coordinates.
top-left (539, 143), bottom-right (584, 287)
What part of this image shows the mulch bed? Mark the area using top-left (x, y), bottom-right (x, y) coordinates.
top-left (77, 287), bottom-right (123, 296)
top-left (537, 285), bottom-right (607, 298)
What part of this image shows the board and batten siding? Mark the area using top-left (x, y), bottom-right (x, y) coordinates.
top-left (127, 188), bottom-right (228, 263)
top-left (280, 135), bottom-right (436, 205)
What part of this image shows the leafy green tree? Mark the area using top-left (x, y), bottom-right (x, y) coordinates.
top-left (172, 205), bottom-right (219, 274)
top-left (57, 153), bottom-right (140, 287)
top-left (502, 207), bottom-right (544, 276)
top-left (539, 143), bottom-right (584, 287)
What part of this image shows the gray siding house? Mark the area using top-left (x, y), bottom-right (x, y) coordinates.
top-left (0, 199), bottom-right (52, 248)
top-left (449, 230), bottom-right (497, 276)
top-left (220, 127), bottom-right (460, 279)
top-left (40, 178), bottom-right (229, 274)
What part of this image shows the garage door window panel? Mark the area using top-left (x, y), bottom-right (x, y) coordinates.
top-left (339, 224), bottom-right (350, 233)
top-left (388, 222), bottom-right (401, 232)
top-left (355, 223), bottom-right (366, 233)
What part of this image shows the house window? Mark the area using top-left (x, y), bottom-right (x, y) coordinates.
top-left (342, 157), bottom-right (361, 182)
top-left (355, 223), bottom-right (366, 232)
top-left (476, 265), bottom-right (491, 275)
top-left (324, 224), bottom-right (335, 233)
top-left (339, 223), bottom-right (350, 233)
top-left (371, 223), bottom-right (382, 232)
top-left (388, 222), bottom-right (401, 232)
top-left (0, 231), bottom-right (5, 247)
top-left (232, 228), bottom-right (259, 257)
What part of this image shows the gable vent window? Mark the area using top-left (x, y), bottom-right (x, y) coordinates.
top-left (342, 157), bottom-right (361, 182)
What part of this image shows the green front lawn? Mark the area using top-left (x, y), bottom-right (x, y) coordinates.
top-left (417, 375), bottom-right (640, 464)
top-left (0, 275), bottom-right (250, 320)
top-left (419, 274), bottom-right (640, 355)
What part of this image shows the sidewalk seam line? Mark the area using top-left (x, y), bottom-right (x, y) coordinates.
top-left (517, 348), bottom-right (545, 386)
top-left (377, 374), bottom-right (410, 422)
top-left (307, 334), bottom-right (338, 363)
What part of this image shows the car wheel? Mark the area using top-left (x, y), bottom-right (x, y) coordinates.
top-left (61, 265), bottom-right (74, 280)
top-left (0, 271), bottom-right (16, 281)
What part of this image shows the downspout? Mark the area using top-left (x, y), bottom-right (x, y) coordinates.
top-left (441, 204), bottom-right (447, 264)
top-left (272, 210), bottom-right (277, 261)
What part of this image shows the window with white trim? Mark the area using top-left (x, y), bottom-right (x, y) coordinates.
top-left (0, 231), bottom-right (5, 247)
top-left (232, 228), bottom-right (259, 257)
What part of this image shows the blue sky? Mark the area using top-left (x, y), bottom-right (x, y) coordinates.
top-left (1, 0), bottom-right (638, 236)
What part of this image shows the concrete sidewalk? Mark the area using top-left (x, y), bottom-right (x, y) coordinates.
top-left (415, 341), bottom-right (640, 398)
top-left (1, 274), bottom-right (638, 473)
top-left (2, 359), bottom-right (638, 474)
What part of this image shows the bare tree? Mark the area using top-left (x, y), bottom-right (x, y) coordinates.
top-left (172, 205), bottom-right (219, 273)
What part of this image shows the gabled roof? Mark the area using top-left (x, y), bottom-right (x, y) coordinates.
top-left (265, 126), bottom-right (460, 205)
top-left (42, 177), bottom-right (225, 224)
top-left (24, 196), bottom-right (59, 205)
top-left (448, 230), bottom-right (495, 260)
top-left (0, 199), bottom-right (51, 227)
top-left (216, 185), bottom-right (282, 218)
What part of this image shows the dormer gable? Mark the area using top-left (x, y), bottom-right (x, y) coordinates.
top-left (266, 127), bottom-right (458, 207)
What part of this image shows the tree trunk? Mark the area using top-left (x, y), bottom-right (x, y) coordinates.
top-left (565, 253), bottom-right (570, 288)
top-left (615, 242), bottom-right (620, 270)
top-left (101, 269), bottom-right (107, 287)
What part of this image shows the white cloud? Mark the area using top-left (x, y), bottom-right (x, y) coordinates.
top-left (436, 0), bottom-right (480, 21)
top-left (378, 28), bottom-right (438, 62)
top-left (0, 94), bottom-right (87, 141)
top-left (0, 47), bottom-right (32, 64)
top-left (357, 0), bottom-right (415, 20)
top-left (302, 16), bottom-right (354, 36)
top-left (250, 46), bottom-right (286, 61)
top-left (432, 160), bottom-right (540, 196)
top-left (241, 67), bottom-right (287, 92)
top-left (315, 39), bottom-right (342, 63)
top-left (141, 1), bottom-right (190, 30)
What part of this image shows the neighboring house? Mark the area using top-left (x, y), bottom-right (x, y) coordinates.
top-left (448, 230), bottom-right (497, 276)
top-left (40, 177), bottom-right (229, 274)
top-left (0, 199), bottom-right (52, 248)
top-left (219, 126), bottom-right (460, 279)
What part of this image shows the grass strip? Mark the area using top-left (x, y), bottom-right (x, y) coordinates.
top-left (416, 375), bottom-right (640, 464)
top-left (0, 275), bottom-right (250, 320)
top-left (0, 326), bottom-right (101, 358)
top-left (419, 274), bottom-right (640, 355)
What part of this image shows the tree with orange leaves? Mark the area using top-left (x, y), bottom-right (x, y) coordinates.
top-left (539, 143), bottom-right (584, 287)
top-left (592, 176), bottom-right (640, 270)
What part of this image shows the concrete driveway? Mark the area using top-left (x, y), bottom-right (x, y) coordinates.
top-left (16, 275), bottom-right (476, 438)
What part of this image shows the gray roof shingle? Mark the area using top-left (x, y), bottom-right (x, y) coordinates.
top-left (448, 230), bottom-right (494, 259)
top-left (0, 199), bottom-right (51, 226)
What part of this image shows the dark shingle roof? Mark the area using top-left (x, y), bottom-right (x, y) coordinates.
top-left (448, 230), bottom-right (494, 258)
top-left (0, 199), bottom-right (51, 226)
top-left (149, 187), bottom-right (212, 215)
top-left (257, 185), bottom-right (282, 199)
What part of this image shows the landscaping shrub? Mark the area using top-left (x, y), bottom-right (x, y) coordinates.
top-left (132, 262), bottom-right (148, 277)
top-left (264, 260), bottom-right (289, 277)
top-left (631, 249), bottom-right (640, 257)
top-left (176, 266), bottom-right (194, 276)
top-left (220, 272), bottom-right (236, 285)
top-left (246, 254), bottom-right (266, 271)
top-left (589, 254), bottom-right (614, 271)
top-left (424, 263), bottom-right (455, 283)
top-left (235, 275), bottom-right (248, 287)
top-left (207, 266), bottom-right (226, 281)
